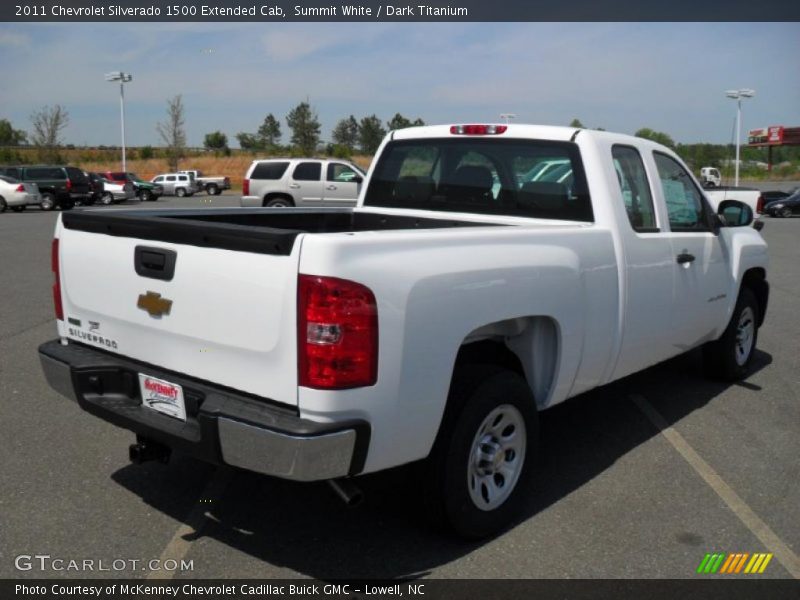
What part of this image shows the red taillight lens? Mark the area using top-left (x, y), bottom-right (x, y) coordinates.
top-left (450, 124), bottom-right (507, 135)
top-left (756, 194), bottom-right (765, 214)
top-left (52, 239), bottom-right (64, 321)
top-left (65, 179), bottom-right (72, 191)
top-left (15, 184), bottom-right (25, 192)
top-left (298, 274), bottom-right (378, 389)
top-left (243, 179), bottom-right (250, 195)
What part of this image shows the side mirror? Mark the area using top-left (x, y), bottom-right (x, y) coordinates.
top-left (717, 199), bottom-right (753, 227)
top-left (352, 175), bottom-right (364, 184)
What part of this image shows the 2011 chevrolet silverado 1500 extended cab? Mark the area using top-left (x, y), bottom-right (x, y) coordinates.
top-left (39, 124), bottom-right (769, 538)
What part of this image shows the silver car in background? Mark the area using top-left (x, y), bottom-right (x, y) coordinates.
top-left (0, 175), bottom-right (41, 212)
top-left (241, 158), bottom-right (365, 207)
top-left (150, 173), bottom-right (199, 197)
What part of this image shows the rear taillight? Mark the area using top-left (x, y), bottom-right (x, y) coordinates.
top-left (450, 124), bottom-right (507, 135)
top-left (52, 238), bottom-right (63, 321)
top-left (756, 194), bottom-right (765, 214)
top-left (243, 178), bottom-right (249, 195)
top-left (15, 184), bottom-right (24, 192)
top-left (298, 275), bottom-right (378, 389)
top-left (65, 179), bottom-right (72, 191)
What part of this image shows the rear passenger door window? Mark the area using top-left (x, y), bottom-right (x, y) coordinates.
top-left (612, 145), bottom-right (658, 232)
top-left (293, 162), bottom-right (321, 181)
top-left (653, 152), bottom-right (710, 231)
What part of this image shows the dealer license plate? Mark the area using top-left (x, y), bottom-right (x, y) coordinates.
top-left (138, 373), bottom-right (186, 421)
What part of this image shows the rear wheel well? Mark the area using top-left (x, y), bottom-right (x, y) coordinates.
top-left (263, 193), bottom-right (294, 207)
top-left (454, 340), bottom-right (524, 377)
top-left (741, 268), bottom-right (768, 327)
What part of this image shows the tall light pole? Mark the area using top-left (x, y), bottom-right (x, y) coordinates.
top-left (725, 88), bottom-right (755, 187)
top-left (105, 71), bottom-right (133, 172)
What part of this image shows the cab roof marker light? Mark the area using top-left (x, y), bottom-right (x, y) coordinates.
top-left (450, 124), bottom-right (508, 135)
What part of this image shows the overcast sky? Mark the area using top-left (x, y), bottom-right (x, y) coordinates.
top-left (1, 22), bottom-right (798, 147)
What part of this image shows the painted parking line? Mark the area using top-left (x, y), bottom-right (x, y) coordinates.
top-left (146, 467), bottom-right (234, 580)
top-left (630, 394), bottom-right (800, 579)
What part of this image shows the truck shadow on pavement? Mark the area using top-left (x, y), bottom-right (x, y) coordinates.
top-left (111, 348), bottom-right (771, 580)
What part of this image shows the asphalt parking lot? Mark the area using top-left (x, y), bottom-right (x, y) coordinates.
top-left (1, 189), bottom-right (798, 581)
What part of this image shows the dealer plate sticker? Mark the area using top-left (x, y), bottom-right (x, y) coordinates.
top-left (138, 374), bottom-right (186, 421)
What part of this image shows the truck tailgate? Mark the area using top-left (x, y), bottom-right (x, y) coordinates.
top-left (56, 224), bottom-right (300, 407)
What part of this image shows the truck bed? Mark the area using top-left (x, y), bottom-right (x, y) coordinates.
top-left (62, 208), bottom-right (501, 256)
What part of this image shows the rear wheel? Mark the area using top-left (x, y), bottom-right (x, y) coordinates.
top-left (40, 193), bottom-right (56, 211)
top-left (101, 193), bottom-right (114, 205)
top-left (265, 196), bottom-right (293, 208)
top-left (703, 287), bottom-right (759, 381)
top-left (176, 187), bottom-right (187, 198)
top-left (780, 207), bottom-right (792, 218)
top-left (206, 184), bottom-right (218, 195)
top-left (425, 366), bottom-right (538, 539)
top-left (0, 196), bottom-right (6, 212)
top-left (138, 189), bottom-right (151, 202)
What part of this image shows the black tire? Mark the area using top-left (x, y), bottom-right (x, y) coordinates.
top-left (40, 193), bottom-right (56, 211)
top-left (206, 184), bottom-right (218, 196)
top-left (780, 207), bottom-right (792, 218)
top-left (425, 366), bottom-right (538, 539)
top-left (703, 287), bottom-right (759, 381)
top-left (138, 190), bottom-right (151, 202)
top-left (265, 196), bottom-right (294, 208)
top-left (176, 187), bottom-right (186, 198)
top-left (0, 196), bottom-right (6, 213)
top-left (214, 188), bottom-right (223, 196)
top-left (83, 198), bottom-right (96, 206)
top-left (11, 205), bottom-right (25, 212)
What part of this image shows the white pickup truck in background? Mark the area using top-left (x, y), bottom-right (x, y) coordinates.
top-left (179, 170), bottom-right (231, 195)
top-left (39, 124), bottom-right (768, 538)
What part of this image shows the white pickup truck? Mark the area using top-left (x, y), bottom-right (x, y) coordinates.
top-left (179, 170), bottom-right (231, 195)
top-left (39, 124), bottom-right (769, 538)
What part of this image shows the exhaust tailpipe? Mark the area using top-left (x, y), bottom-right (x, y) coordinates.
top-left (129, 436), bottom-right (171, 465)
top-left (328, 478), bottom-right (364, 507)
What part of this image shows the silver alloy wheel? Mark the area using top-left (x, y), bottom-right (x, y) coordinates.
top-left (40, 194), bottom-right (54, 211)
top-left (781, 207), bottom-right (792, 218)
top-left (735, 306), bottom-right (755, 366)
top-left (467, 404), bottom-right (526, 511)
top-left (101, 193), bottom-right (113, 205)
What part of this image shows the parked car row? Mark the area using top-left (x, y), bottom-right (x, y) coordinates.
top-left (0, 165), bottom-right (91, 210)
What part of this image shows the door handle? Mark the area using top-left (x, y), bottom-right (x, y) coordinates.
top-left (326, 185), bottom-right (337, 190)
top-left (676, 252), bottom-right (696, 265)
top-left (289, 183), bottom-right (300, 189)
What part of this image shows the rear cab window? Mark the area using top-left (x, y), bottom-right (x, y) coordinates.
top-left (251, 161), bottom-right (289, 180)
top-left (612, 145), bottom-right (658, 232)
top-left (364, 138), bottom-right (593, 221)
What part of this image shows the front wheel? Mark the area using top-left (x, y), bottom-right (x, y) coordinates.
top-left (703, 287), bottom-right (759, 381)
top-left (0, 196), bottom-right (6, 212)
top-left (780, 207), bottom-right (792, 218)
top-left (425, 366), bottom-right (538, 539)
top-left (206, 184), bottom-right (218, 196)
top-left (101, 193), bottom-right (114, 205)
top-left (138, 190), bottom-right (151, 202)
top-left (176, 187), bottom-right (186, 198)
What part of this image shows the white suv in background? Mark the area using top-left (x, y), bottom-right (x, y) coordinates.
top-left (240, 159), bottom-right (365, 207)
top-left (151, 173), bottom-right (199, 197)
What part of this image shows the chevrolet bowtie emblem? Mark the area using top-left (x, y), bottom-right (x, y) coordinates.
top-left (137, 291), bottom-right (173, 317)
